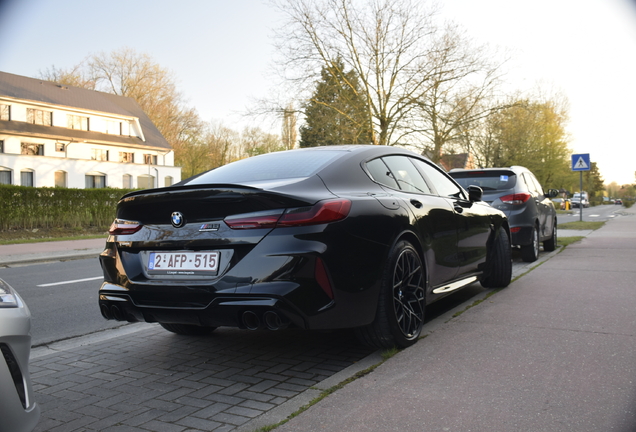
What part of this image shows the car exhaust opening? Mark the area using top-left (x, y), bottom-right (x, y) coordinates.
top-left (100, 304), bottom-right (113, 320)
top-left (242, 310), bottom-right (261, 330)
top-left (110, 305), bottom-right (124, 321)
top-left (263, 311), bottom-right (289, 331)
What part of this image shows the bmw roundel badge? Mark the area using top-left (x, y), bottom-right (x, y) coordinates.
top-left (171, 211), bottom-right (185, 228)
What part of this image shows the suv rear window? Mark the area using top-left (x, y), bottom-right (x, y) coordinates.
top-left (450, 170), bottom-right (517, 191)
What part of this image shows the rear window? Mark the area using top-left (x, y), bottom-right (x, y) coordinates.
top-left (186, 150), bottom-right (342, 185)
top-left (450, 171), bottom-right (517, 191)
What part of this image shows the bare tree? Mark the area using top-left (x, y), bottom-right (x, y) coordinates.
top-left (204, 122), bottom-right (241, 169)
top-left (406, 25), bottom-right (507, 162)
top-left (241, 127), bottom-right (282, 157)
top-left (270, 0), bottom-right (442, 146)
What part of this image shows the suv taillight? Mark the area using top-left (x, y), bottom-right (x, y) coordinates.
top-left (500, 193), bottom-right (531, 205)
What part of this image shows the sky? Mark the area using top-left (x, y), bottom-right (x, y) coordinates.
top-left (1, 0), bottom-right (635, 185)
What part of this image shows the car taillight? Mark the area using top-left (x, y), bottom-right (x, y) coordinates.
top-left (224, 209), bottom-right (285, 229)
top-left (109, 219), bottom-right (143, 235)
top-left (500, 193), bottom-right (531, 205)
top-left (278, 199), bottom-right (351, 227)
top-left (225, 199), bottom-right (352, 230)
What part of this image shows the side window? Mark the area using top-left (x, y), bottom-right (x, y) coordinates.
top-left (521, 173), bottom-right (540, 196)
top-left (411, 159), bottom-right (464, 198)
top-left (528, 173), bottom-right (545, 196)
top-left (382, 156), bottom-right (432, 194)
top-left (366, 158), bottom-right (399, 189)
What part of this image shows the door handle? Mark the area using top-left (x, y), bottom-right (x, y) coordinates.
top-left (410, 199), bottom-right (422, 209)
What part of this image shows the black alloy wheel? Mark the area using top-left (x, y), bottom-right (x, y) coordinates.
top-left (391, 246), bottom-right (425, 340)
top-left (356, 240), bottom-right (425, 349)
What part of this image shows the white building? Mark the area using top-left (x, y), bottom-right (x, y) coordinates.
top-left (0, 71), bottom-right (181, 189)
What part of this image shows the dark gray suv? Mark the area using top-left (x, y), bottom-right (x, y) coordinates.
top-left (449, 166), bottom-right (558, 262)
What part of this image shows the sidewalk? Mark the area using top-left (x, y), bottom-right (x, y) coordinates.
top-left (0, 238), bottom-right (105, 266)
top-left (267, 208), bottom-right (636, 432)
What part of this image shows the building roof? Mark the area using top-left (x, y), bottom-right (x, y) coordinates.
top-left (439, 153), bottom-right (475, 171)
top-left (0, 70), bottom-right (171, 150)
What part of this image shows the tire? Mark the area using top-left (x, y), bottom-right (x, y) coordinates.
top-left (520, 225), bottom-right (539, 262)
top-left (481, 227), bottom-right (512, 288)
top-left (159, 323), bottom-right (217, 335)
top-left (355, 240), bottom-right (425, 349)
top-left (543, 220), bottom-right (557, 252)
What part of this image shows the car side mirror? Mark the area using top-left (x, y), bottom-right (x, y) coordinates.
top-left (547, 189), bottom-right (559, 198)
top-left (468, 185), bottom-right (483, 202)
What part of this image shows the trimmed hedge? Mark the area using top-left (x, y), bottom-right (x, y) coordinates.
top-left (0, 185), bottom-right (133, 230)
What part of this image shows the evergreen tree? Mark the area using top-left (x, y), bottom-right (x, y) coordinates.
top-left (299, 59), bottom-right (372, 147)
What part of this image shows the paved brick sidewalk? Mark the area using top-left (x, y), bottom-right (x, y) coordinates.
top-left (30, 324), bottom-right (374, 432)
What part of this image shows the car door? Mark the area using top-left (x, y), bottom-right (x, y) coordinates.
top-left (525, 172), bottom-right (555, 240)
top-left (411, 158), bottom-right (492, 279)
top-left (528, 173), bottom-right (556, 239)
top-left (372, 155), bottom-right (461, 288)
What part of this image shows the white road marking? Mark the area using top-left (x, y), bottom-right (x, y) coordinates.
top-left (37, 276), bottom-right (103, 287)
top-left (589, 215), bottom-right (599, 217)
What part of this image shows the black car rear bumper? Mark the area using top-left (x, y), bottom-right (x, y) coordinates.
top-left (99, 282), bottom-right (307, 330)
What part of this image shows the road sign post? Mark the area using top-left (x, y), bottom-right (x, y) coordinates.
top-left (571, 153), bottom-right (590, 222)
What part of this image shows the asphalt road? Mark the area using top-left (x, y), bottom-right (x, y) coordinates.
top-left (0, 258), bottom-right (127, 346)
top-left (561, 203), bottom-right (624, 222)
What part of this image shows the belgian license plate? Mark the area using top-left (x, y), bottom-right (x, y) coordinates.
top-left (148, 251), bottom-right (220, 275)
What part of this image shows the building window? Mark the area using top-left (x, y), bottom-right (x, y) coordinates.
top-left (165, 176), bottom-right (173, 187)
top-left (91, 148), bottom-right (109, 161)
top-left (68, 114), bottom-right (89, 131)
top-left (55, 142), bottom-right (66, 152)
top-left (0, 140), bottom-right (3, 153)
top-left (143, 154), bottom-right (157, 165)
top-left (20, 170), bottom-right (34, 187)
top-left (0, 104), bottom-right (9, 121)
top-left (119, 152), bottom-right (134, 163)
top-left (54, 171), bottom-right (67, 187)
top-left (21, 143), bottom-right (44, 156)
top-left (85, 173), bottom-right (106, 188)
top-left (137, 175), bottom-right (155, 189)
top-left (122, 174), bottom-right (132, 188)
top-left (106, 120), bottom-right (121, 135)
top-left (0, 168), bottom-right (11, 185)
top-left (26, 108), bottom-right (52, 126)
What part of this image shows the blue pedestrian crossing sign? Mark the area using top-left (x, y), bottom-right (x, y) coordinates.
top-left (571, 153), bottom-right (591, 171)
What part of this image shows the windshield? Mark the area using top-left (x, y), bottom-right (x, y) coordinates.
top-left (450, 171), bottom-right (517, 191)
top-left (186, 150), bottom-right (343, 185)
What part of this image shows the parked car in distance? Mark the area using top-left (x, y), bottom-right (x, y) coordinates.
top-left (449, 166), bottom-right (558, 262)
top-left (0, 278), bottom-right (40, 432)
top-left (615, 199), bottom-right (623, 205)
top-left (99, 145), bottom-right (512, 349)
top-left (551, 198), bottom-right (564, 209)
top-left (571, 191), bottom-right (589, 208)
